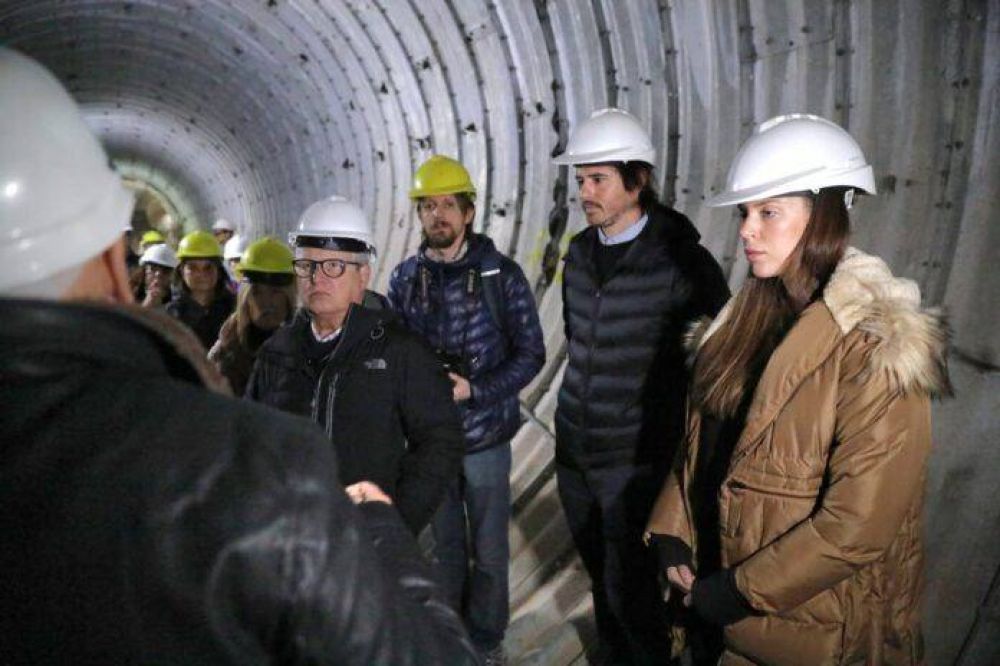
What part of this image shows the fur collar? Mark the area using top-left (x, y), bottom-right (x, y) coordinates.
top-left (686, 247), bottom-right (951, 397)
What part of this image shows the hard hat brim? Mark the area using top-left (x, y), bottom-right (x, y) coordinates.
top-left (707, 165), bottom-right (876, 207)
top-left (240, 269), bottom-right (295, 285)
top-left (139, 260), bottom-right (178, 269)
top-left (552, 147), bottom-right (655, 167)
top-left (408, 185), bottom-right (477, 200)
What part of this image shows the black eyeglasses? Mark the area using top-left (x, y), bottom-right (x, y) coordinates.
top-left (292, 258), bottom-right (365, 279)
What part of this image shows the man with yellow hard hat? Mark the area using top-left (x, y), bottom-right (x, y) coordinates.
top-left (388, 155), bottom-right (545, 665)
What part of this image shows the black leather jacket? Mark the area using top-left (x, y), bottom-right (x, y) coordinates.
top-left (0, 298), bottom-right (477, 665)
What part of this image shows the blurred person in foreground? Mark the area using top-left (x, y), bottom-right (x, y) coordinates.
top-left (0, 46), bottom-right (477, 666)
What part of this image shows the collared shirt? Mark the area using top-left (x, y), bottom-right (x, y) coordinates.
top-left (598, 213), bottom-right (648, 246)
top-left (311, 322), bottom-right (341, 344)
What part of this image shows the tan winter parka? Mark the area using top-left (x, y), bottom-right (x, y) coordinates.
top-left (646, 247), bottom-right (950, 665)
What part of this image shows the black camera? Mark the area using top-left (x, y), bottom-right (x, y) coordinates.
top-left (435, 349), bottom-right (470, 377)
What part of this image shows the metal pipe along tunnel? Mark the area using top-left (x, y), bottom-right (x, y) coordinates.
top-left (2, 1), bottom-right (997, 662)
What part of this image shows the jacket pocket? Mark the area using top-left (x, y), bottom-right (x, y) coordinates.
top-left (720, 483), bottom-right (744, 538)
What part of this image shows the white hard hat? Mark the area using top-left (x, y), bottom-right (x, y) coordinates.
top-left (212, 218), bottom-right (235, 232)
top-left (0, 48), bottom-right (134, 292)
top-left (708, 113), bottom-right (876, 207)
top-left (553, 108), bottom-right (655, 166)
top-left (223, 233), bottom-right (249, 261)
top-left (288, 195), bottom-right (376, 256)
top-left (138, 242), bottom-right (178, 270)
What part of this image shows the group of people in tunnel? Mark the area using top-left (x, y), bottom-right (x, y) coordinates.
top-left (1, 46), bottom-right (949, 666)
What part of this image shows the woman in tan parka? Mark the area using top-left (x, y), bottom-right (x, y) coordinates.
top-left (645, 114), bottom-right (950, 665)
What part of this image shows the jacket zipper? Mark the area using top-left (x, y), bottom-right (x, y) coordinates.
top-left (312, 362), bottom-right (342, 441)
top-left (324, 372), bottom-right (340, 441)
top-left (310, 308), bottom-right (354, 443)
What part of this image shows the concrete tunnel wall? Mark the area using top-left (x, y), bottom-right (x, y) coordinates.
top-left (2, 1), bottom-right (997, 662)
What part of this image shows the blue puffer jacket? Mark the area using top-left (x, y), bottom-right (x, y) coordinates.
top-left (388, 234), bottom-right (545, 454)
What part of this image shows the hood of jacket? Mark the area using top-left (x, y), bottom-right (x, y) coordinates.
top-left (688, 246), bottom-right (951, 398)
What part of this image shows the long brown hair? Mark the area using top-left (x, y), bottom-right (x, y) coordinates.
top-left (226, 281), bottom-right (297, 347)
top-left (691, 188), bottom-right (851, 417)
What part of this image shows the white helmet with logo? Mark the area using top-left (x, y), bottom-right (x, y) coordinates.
top-left (708, 113), bottom-right (876, 208)
top-left (138, 242), bottom-right (179, 270)
top-left (0, 48), bottom-right (134, 293)
top-left (288, 195), bottom-right (375, 258)
top-left (553, 107), bottom-right (655, 166)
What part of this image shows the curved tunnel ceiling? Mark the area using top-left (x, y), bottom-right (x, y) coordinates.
top-left (2, 1), bottom-right (998, 663)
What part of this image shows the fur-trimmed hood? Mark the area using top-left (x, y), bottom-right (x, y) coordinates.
top-left (688, 246), bottom-right (951, 398)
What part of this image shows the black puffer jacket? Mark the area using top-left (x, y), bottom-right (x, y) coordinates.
top-left (556, 203), bottom-right (730, 471)
top-left (0, 298), bottom-right (477, 665)
top-left (245, 304), bottom-right (465, 533)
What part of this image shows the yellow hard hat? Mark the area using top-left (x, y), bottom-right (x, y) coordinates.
top-left (140, 229), bottom-right (165, 247)
top-left (240, 237), bottom-right (293, 274)
top-left (409, 155), bottom-right (476, 199)
top-left (239, 237), bottom-right (294, 286)
top-left (176, 230), bottom-right (223, 259)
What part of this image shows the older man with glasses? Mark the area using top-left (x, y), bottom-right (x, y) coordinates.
top-left (246, 196), bottom-right (465, 535)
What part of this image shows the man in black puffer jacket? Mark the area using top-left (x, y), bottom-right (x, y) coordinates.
top-left (0, 48), bottom-right (477, 665)
top-left (246, 196), bottom-right (464, 535)
top-left (388, 156), bottom-right (545, 665)
top-left (553, 109), bottom-right (730, 664)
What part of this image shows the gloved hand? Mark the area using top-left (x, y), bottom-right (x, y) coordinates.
top-left (647, 533), bottom-right (693, 601)
top-left (689, 568), bottom-right (753, 626)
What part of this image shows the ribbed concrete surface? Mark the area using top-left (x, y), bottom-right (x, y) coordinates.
top-left (2, 1), bottom-right (997, 662)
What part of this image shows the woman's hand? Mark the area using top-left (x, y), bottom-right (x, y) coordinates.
top-left (667, 564), bottom-right (696, 596)
top-left (684, 569), bottom-right (753, 625)
top-left (142, 275), bottom-right (168, 307)
top-left (647, 533), bottom-right (694, 601)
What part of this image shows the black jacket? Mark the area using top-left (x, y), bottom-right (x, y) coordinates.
top-left (387, 234), bottom-right (546, 453)
top-left (0, 298), bottom-right (477, 665)
top-left (245, 304), bottom-right (465, 533)
top-left (556, 203), bottom-right (730, 470)
top-left (165, 288), bottom-right (235, 350)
